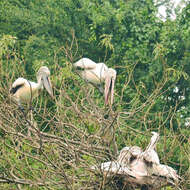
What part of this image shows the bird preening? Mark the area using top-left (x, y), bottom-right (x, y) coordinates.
top-left (73, 58), bottom-right (116, 105)
top-left (91, 132), bottom-right (180, 190)
top-left (10, 66), bottom-right (53, 110)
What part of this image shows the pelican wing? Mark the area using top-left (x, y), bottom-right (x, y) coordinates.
top-left (10, 78), bottom-right (26, 94)
top-left (101, 161), bottom-right (138, 177)
top-left (73, 58), bottom-right (97, 69)
top-left (94, 161), bottom-right (180, 188)
top-left (92, 160), bottom-right (152, 187)
top-left (152, 164), bottom-right (180, 183)
top-left (10, 84), bottom-right (24, 94)
top-left (92, 161), bottom-right (140, 178)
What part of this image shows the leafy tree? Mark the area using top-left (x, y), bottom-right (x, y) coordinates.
top-left (0, 0), bottom-right (189, 189)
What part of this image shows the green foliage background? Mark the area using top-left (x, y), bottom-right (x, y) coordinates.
top-left (0, 0), bottom-right (189, 189)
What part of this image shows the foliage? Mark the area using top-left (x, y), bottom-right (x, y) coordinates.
top-left (0, 0), bottom-right (189, 189)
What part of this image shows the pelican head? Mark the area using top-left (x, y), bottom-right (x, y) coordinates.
top-left (104, 68), bottom-right (116, 105)
top-left (143, 132), bottom-right (160, 165)
top-left (148, 132), bottom-right (159, 150)
top-left (37, 66), bottom-right (53, 97)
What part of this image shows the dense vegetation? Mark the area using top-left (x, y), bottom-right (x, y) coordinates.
top-left (0, 0), bottom-right (189, 189)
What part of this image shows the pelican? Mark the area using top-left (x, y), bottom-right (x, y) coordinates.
top-left (117, 146), bottom-right (143, 166)
top-left (10, 66), bottom-right (53, 109)
top-left (91, 132), bottom-right (180, 189)
top-left (142, 132), bottom-right (160, 165)
top-left (73, 58), bottom-right (116, 105)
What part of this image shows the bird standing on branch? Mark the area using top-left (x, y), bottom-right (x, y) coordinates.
top-left (73, 58), bottom-right (116, 105)
top-left (10, 66), bottom-right (53, 110)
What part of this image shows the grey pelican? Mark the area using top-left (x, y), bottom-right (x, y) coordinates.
top-left (91, 132), bottom-right (180, 189)
top-left (10, 66), bottom-right (53, 109)
top-left (73, 58), bottom-right (116, 105)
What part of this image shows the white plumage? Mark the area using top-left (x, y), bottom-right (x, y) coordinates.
top-left (10, 66), bottom-right (53, 107)
top-left (91, 132), bottom-right (180, 189)
top-left (73, 58), bottom-right (116, 105)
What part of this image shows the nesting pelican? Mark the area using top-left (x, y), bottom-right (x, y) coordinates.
top-left (10, 66), bottom-right (53, 108)
top-left (91, 132), bottom-right (180, 190)
top-left (73, 58), bottom-right (116, 105)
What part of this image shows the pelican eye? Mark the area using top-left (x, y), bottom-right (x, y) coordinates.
top-left (76, 67), bottom-right (85, 71)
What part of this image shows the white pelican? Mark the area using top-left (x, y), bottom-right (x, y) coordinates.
top-left (73, 58), bottom-right (116, 105)
top-left (10, 66), bottom-right (53, 108)
top-left (142, 132), bottom-right (160, 165)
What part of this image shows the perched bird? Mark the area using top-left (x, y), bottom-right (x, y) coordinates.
top-left (10, 66), bottom-right (53, 109)
top-left (73, 58), bottom-right (116, 105)
top-left (91, 132), bottom-right (180, 190)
